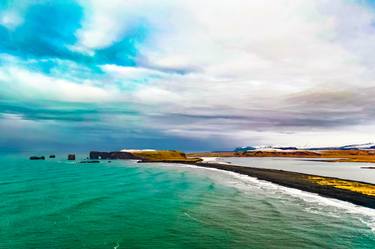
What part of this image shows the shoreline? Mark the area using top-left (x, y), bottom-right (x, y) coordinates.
top-left (87, 150), bottom-right (375, 208)
top-left (141, 160), bottom-right (375, 209)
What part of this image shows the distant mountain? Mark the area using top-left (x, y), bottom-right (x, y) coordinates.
top-left (338, 143), bottom-right (375, 150)
top-left (234, 146), bottom-right (256, 152)
top-left (234, 145), bottom-right (298, 152)
top-left (275, 146), bottom-right (299, 150)
top-left (306, 143), bottom-right (375, 150)
top-left (234, 143), bottom-right (375, 152)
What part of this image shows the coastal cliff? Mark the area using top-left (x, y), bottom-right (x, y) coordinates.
top-left (89, 150), bottom-right (202, 163)
top-left (89, 151), bottom-right (140, 160)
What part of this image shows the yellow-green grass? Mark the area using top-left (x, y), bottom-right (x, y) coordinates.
top-left (332, 158), bottom-right (375, 163)
top-left (130, 150), bottom-right (187, 160)
top-left (308, 176), bottom-right (375, 196)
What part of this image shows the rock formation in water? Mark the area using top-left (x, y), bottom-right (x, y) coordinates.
top-left (30, 156), bottom-right (45, 160)
top-left (68, 154), bottom-right (76, 160)
top-left (80, 160), bottom-right (100, 164)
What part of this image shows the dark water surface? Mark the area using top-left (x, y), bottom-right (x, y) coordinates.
top-left (0, 154), bottom-right (374, 248)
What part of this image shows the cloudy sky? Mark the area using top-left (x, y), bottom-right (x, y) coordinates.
top-left (1, 0), bottom-right (375, 152)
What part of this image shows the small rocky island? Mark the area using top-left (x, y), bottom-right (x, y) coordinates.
top-left (29, 156), bottom-right (45, 160)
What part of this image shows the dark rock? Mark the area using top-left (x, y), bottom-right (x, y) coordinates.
top-left (234, 146), bottom-right (256, 152)
top-left (30, 156), bottom-right (45, 160)
top-left (68, 154), bottom-right (76, 160)
top-left (89, 151), bottom-right (140, 160)
top-left (275, 147), bottom-right (298, 150)
top-left (49, 155), bottom-right (56, 158)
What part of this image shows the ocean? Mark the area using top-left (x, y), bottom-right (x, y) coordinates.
top-left (0, 154), bottom-right (374, 248)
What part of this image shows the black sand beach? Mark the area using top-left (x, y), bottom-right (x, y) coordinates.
top-left (141, 159), bottom-right (375, 209)
top-left (194, 162), bottom-right (375, 209)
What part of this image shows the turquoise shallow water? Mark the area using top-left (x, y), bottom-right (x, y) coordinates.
top-left (1, 154), bottom-right (375, 248)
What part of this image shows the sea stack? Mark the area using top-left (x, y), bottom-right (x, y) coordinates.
top-left (68, 154), bottom-right (76, 160)
top-left (30, 156), bottom-right (45, 160)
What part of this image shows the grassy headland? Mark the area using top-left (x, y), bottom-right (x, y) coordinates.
top-left (132, 150), bottom-right (202, 163)
top-left (89, 150), bottom-right (202, 163)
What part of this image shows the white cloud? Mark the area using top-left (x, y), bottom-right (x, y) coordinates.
top-left (4, 0), bottom-right (375, 147)
top-left (101, 64), bottom-right (168, 80)
top-left (0, 0), bottom-right (40, 29)
top-left (0, 65), bottom-right (120, 103)
top-left (0, 10), bottom-right (23, 29)
top-left (74, 0), bottom-right (172, 52)
top-left (122, 0), bottom-right (375, 145)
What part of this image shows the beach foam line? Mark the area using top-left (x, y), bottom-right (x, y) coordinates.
top-left (170, 163), bottom-right (375, 232)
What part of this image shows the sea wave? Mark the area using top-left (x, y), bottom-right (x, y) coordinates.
top-left (166, 163), bottom-right (375, 232)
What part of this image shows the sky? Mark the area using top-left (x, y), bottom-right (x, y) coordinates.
top-left (1, 0), bottom-right (375, 152)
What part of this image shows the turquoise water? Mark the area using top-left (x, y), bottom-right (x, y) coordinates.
top-left (1, 154), bottom-right (375, 248)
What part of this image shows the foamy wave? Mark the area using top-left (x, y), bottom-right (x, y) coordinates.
top-left (173, 163), bottom-right (375, 232)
